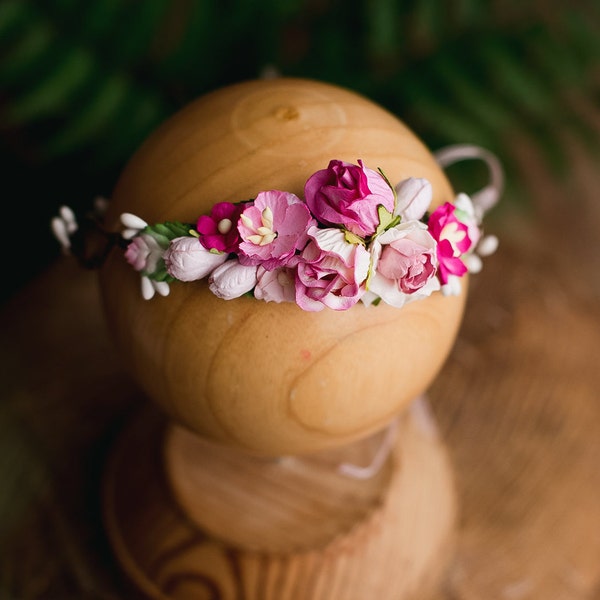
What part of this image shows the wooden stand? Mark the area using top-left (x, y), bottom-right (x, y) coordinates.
top-left (103, 397), bottom-right (457, 599)
top-left (97, 77), bottom-right (467, 599)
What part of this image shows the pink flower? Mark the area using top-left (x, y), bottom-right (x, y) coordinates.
top-left (304, 159), bottom-right (395, 237)
top-left (124, 233), bottom-right (163, 273)
top-left (208, 258), bottom-right (258, 300)
top-left (197, 202), bottom-right (244, 253)
top-left (454, 193), bottom-right (481, 249)
top-left (164, 236), bottom-right (228, 281)
top-left (295, 226), bottom-right (370, 311)
top-left (427, 202), bottom-right (473, 284)
top-left (368, 222), bottom-right (439, 308)
top-left (238, 190), bottom-right (315, 269)
top-left (254, 266), bottom-right (296, 303)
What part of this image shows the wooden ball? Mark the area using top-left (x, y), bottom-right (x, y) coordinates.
top-left (99, 77), bottom-right (467, 456)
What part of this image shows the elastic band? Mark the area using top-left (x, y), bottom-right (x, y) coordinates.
top-left (434, 144), bottom-right (504, 219)
top-left (337, 417), bottom-right (399, 480)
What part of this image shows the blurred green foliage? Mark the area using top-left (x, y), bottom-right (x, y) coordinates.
top-left (2, 0), bottom-right (600, 300)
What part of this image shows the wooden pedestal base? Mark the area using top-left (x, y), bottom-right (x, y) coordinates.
top-left (103, 398), bottom-right (457, 599)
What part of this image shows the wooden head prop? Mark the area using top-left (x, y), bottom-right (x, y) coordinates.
top-left (50, 77), bottom-right (502, 599)
top-left (49, 76), bottom-right (500, 457)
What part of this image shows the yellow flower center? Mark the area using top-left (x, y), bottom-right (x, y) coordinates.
top-left (241, 207), bottom-right (277, 246)
top-left (440, 222), bottom-right (466, 257)
top-left (217, 218), bottom-right (232, 234)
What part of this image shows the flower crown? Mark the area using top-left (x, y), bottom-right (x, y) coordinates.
top-left (52, 146), bottom-right (501, 312)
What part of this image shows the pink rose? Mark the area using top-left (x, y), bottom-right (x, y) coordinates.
top-left (304, 159), bottom-right (395, 237)
top-left (254, 266), bottom-right (296, 303)
top-left (164, 236), bottom-right (228, 281)
top-left (124, 233), bottom-right (163, 273)
top-left (238, 190), bottom-right (315, 269)
top-left (208, 259), bottom-right (258, 300)
top-left (368, 222), bottom-right (439, 308)
top-left (295, 226), bottom-right (370, 312)
top-left (428, 202), bottom-right (472, 284)
top-left (196, 202), bottom-right (244, 253)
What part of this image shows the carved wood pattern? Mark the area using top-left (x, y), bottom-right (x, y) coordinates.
top-left (103, 403), bottom-right (457, 599)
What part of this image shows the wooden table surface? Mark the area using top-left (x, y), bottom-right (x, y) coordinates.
top-left (1, 137), bottom-right (599, 599)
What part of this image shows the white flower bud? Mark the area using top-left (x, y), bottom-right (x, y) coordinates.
top-left (120, 212), bottom-right (148, 231)
top-left (464, 253), bottom-right (483, 273)
top-left (164, 236), bottom-right (228, 282)
top-left (208, 259), bottom-right (258, 300)
top-left (153, 281), bottom-right (170, 297)
top-left (477, 234), bottom-right (499, 257)
top-left (51, 217), bottom-right (71, 250)
top-left (140, 276), bottom-right (170, 300)
top-left (441, 276), bottom-right (462, 296)
top-left (141, 276), bottom-right (155, 300)
top-left (394, 178), bottom-right (432, 221)
top-left (59, 205), bottom-right (77, 232)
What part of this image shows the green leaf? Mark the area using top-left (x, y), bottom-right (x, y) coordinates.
top-left (344, 230), bottom-right (365, 246)
top-left (155, 1), bottom-right (217, 79)
top-left (481, 39), bottom-right (556, 119)
top-left (374, 204), bottom-right (399, 238)
top-left (109, 0), bottom-right (171, 65)
top-left (527, 25), bottom-right (586, 89)
top-left (89, 88), bottom-right (168, 169)
top-left (145, 221), bottom-right (193, 245)
top-left (5, 46), bottom-right (95, 124)
top-left (402, 76), bottom-right (498, 148)
top-left (80, 0), bottom-right (127, 41)
top-left (411, 0), bottom-right (444, 49)
top-left (431, 53), bottom-right (515, 132)
top-left (0, 0), bottom-right (32, 40)
top-left (0, 21), bottom-right (55, 85)
top-left (366, 0), bottom-right (401, 61)
top-left (43, 73), bottom-right (129, 156)
top-left (147, 262), bottom-right (175, 283)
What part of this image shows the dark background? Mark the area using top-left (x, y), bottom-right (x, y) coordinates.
top-left (2, 0), bottom-right (600, 303)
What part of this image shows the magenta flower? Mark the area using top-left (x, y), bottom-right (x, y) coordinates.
top-left (454, 193), bottom-right (481, 249)
top-left (427, 202), bottom-right (473, 284)
top-left (238, 190), bottom-right (315, 270)
top-left (304, 159), bottom-right (395, 238)
top-left (197, 202), bottom-right (244, 253)
top-left (368, 222), bottom-right (439, 308)
top-left (295, 226), bottom-right (370, 312)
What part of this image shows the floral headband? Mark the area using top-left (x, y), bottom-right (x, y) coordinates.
top-left (52, 145), bottom-right (502, 312)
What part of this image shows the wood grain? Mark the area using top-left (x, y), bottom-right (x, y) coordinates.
top-left (103, 400), bottom-right (457, 600)
top-left (163, 422), bottom-right (395, 553)
top-left (99, 77), bottom-right (467, 456)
